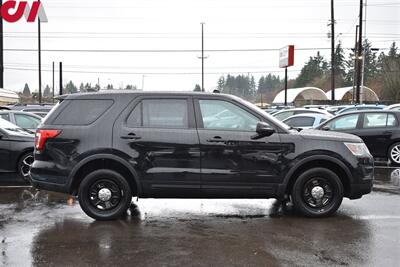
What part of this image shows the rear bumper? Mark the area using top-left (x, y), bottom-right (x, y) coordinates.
top-left (30, 160), bottom-right (70, 194)
top-left (348, 181), bottom-right (373, 199)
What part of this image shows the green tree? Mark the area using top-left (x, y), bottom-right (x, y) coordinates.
top-left (295, 52), bottom-right (328, 87)
top-left (125, 84), bottom-right (137, 90)
top-left (381, 42), bottom-right (400, 100)
top-left (193, 84), bottom-right (201, 91)
top-left (79, 83), bottom-right (85, 92)
top-left (106, 84), bottom-right (114, 90)
top-left (22, 83), bottom-right (31, 97)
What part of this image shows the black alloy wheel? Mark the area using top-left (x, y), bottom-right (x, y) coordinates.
top-left (18, 152), bottom-right (34, 183)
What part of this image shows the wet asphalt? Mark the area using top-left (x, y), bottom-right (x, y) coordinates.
top-left (0, 166), bottom-right (399, 267)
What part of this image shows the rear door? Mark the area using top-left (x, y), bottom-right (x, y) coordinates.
top-left (357, 112), bottom-right (398, 157)
top-left (113, 96), bottom-right (201, 197)
top-left (194, 97), bottom-right (284, 198)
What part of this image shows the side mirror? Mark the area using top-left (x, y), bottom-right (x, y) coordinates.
top-left (251, 122), bottom-right (275, 140)
top-left (321, 126), bottom-right (330, 131)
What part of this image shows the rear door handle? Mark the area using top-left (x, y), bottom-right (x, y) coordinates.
top-left (121, 133), bottom-right (141, 140)
top-left (383, 131), bottom-right (393, 134)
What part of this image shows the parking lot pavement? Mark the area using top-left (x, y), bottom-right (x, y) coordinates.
top-left (0, 185), bottom-right (399, 267)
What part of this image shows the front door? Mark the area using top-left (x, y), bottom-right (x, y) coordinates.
top-left (113, 96), bottom-right (201, 197)
top-left (194, 98), bottom-right (283, 198)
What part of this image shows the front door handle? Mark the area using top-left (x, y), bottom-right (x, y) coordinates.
top-left (121, 133), bottom-right (141, 140)
top-left (207, 136), bottom-right (227, 143)
top-left (383, 131), bottom-right (393, 135)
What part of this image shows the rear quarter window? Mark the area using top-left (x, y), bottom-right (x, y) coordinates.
top-left (52, 99), bottom-right (114, 125)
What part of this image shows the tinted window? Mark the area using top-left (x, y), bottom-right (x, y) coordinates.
top-left (126, 103), bottom-right (141, 127)
top-left (199, 100), bottom-right (260, 131)
top-left (274, 111), bottom-right (294, 121)
top-left (126, 99), bottom-right (188, 128)
top-left (325, 114), bottom-right (359, 130)
top-left (285, 117), bottom-right (315, 127)
top-left (0, 113), bottom-right (10, 122)
top-left (14, 114), bottom-right (40, 129)
top-left (363, 113), bottom-right (398, 128)
top-left (53, 100), bottom-right (113, 125)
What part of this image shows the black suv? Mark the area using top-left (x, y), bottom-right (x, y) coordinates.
top-left (30, 91), bottom-right (374, 220)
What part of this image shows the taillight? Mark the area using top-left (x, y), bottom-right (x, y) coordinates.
top-left (35, 129), bottom-right (61, 151)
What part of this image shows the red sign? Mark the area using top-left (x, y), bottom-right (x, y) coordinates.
top-left (279, 45), bottom-right (294, 68)
top-left (1, 1), bottom-right (48, 23)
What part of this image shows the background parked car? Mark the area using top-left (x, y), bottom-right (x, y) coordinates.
top-left (0, 104), bottom-right (54, 117)
top-left (316, 110), bottom-right (400, 165)
top-left (0, 111), bottom-right (42, 132)
top-left (283, 113), bottom-right (333, 129)
top-left (0, 118), bottom-right (35, 182)
top-left (335, 104), bottom-right (386, 115)
top-left (273, 108), bottom-right (331, 121)
top-left (385, 103), bottom-right (400, 111)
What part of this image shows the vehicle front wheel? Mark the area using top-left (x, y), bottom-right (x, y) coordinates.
top-left (18, 152), bottom-right (34, 183)
top-left (78, 169), bottom-right (132, 221)
top-left (388, 142), bottom-right (400, 166)
top-left (291, 168), bottom-right (343, 218)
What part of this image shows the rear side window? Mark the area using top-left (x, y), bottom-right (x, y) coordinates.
top-left (53, 100), bottom-right (113, 125)
top-left (363, 113), bottom-right (398, 128)
top-left (285, 117), bottom-right (315, 127)
top-left (126, 99), bottom-right (188, 128)
top-left (0, 113), bottom-right (10, 122)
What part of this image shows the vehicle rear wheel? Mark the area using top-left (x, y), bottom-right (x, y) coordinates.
top-left (78, 169), bottom-right (132, 221)
top-left (388, 142), bottom-right (400, 166)
top-left (17, 152), bottom-right (34, 183)
top-left (291, 168), bottom-right (343, 218)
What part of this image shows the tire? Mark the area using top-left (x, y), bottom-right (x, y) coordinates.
top-left (388, 142), bottom-right (400, 166)
top-left (291, 168), bottom-right (344, 218)
top-left (17, 152), bottom-right (34, 183)
top-left (78, 169), bottom-right (132, 221)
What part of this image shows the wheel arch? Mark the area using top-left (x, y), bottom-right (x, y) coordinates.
top-left (67, 154), bottom-right (142, 196)
top-left (281, 155), bottom-right (353, 198)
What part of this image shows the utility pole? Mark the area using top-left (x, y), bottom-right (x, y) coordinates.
top-left (330, 0), bottom-right (335, 104)
top-left (201, 22), bottom-right (205, 92)
top-left (59, 62), bottom-right (62, 95)
top-left (0, 0), bottom-right (3, 89)
top-left (355, 0), bottom-right (363, 104)
top-left (38, 1), bottom-right (42, 104)
top-left (352, 25), bottom-right (359, 103)
top-left (52, 62), bottom-right (54, 102)
top-left (360, 0), bottom-right (368, 104)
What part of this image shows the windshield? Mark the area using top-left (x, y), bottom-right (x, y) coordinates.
top-left (232, 96), bottom-right (291, 131)
top-left (0, 118), bottom-right (32, 135)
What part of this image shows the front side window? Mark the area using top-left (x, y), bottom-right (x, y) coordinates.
top-left (199, 100), bottom-right (260, 131)
top-left (127, 99), bottom-right (188, 128)
top-left (325, 114), bottom-right (359, 130)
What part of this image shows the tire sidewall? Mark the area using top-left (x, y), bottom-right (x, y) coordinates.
top-left (388, 142), bottom-right (400, 166)
top-left (78, 169), bottom-right (132, 220)
top-left (292, 168), bottom-right (344, 218)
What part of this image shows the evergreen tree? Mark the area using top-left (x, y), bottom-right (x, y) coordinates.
top-left (106, 84), bottom-right (114, 90)
top-left (22, 83), bottom-right (31, 97)
top-left (381, 42), bottom-right (400, 100)
top-left (193, 84), bottom-right (201, 91)
top-left (65, 81), bottom-right (77, 94)
top-left (79, 83), bottom-right (85, 92)
top-left (295, 52), bottom-right (328, 87)
top-left (43, 85), bottom-right (51, 97)
top-left (125, 84), bottom-right (137, 90)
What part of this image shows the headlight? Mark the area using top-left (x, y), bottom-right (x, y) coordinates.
top-left (344, 142), bottom-right (371, 157)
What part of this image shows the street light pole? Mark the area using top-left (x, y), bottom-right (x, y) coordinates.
top-left (201, 22), bottom-right (205, 92)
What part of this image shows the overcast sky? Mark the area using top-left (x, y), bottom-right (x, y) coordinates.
top-left (2, 0), bottom-right (399, 93)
